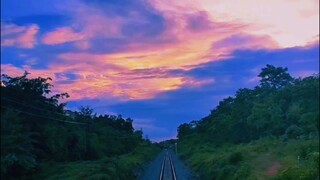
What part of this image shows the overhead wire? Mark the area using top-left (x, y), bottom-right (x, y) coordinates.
top-left (1, 97), bottom-right (73, 118)
top-left (1, 105), bottom-right (86, 125)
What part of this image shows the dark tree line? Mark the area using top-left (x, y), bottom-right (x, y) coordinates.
top-left (1, 72), bottom-right (147, 179)
top-left (178, 64), bottom-right (319, 145)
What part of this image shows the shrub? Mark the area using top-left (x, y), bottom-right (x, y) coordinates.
top-left (275, 165), bottom-right (318, 180)
top-left (285, 125), bottom-right (304, 139)
top-left (308, 152), bottom-right (319, 167)
top-left (229, 151), bottom-right (243, 164)
top-left (216, 165), bottom-right (237, 180)
top-left (1, 154), bottom-right (38, 179)
top-left (233, 163), bottom-right (255, 180)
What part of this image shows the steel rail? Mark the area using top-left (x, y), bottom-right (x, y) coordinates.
top-left (169, 155), bottom-right (177, 180)
top-left (159, 156), bottom-right (166, 180)
top-left (159, 153), bottom-right (177, 180)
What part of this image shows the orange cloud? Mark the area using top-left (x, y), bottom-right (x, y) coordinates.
top-left (2, 0), bottom-right (317, 102)
top-left (1, 6), bottom-right (280, 101)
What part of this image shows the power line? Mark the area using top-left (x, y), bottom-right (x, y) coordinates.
top-left (1, 97), bottom-right (72, 118)
top-left (1, 105), bottom-right (86, 125)
top-left (1, 85), bottom-right (67, 108)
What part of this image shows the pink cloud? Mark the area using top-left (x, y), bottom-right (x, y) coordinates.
top-left (0, 2), bottom-right (265, 101)
top-left (14, 2), bottom-right (280, 101)
top-left (185, 11), bottom-right (213, 32)
top-left (73, 40), bottom-right (91, 50)
top-left (66, 2), bottom-right (123, 39)
top-left (39, 2), bottom-right (123, 49)
top-left (42, 27), bottom-right (84, 45)
top-left (212, 33), bottom-right (279, 51)
top-left (151, 0), bottom-right (319, 47)
top-left (19, 25), bottom-right (39, 48)
top-left (1, 23), bottom-right (27, 36)
top-left (1, 23), bottom-right (39, 48)
top-left (1, 39), bottom-right (15, 46)
top-left (1, 59), bottom-right (185, 101)
top-left (2, 0), bottom-right (318, 103)
top-left (0, 64), bottom-right (25, 77)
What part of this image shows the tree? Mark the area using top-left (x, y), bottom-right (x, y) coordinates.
top-left (177, 123), bottom-right (193, 139)
top-left (78, 106), bottom-right (94, 119)
top-left (1, 110), bottom-right (38, 179)
top-left (258, 64), bottom-right (293, 89)
top-left (1, 72), bottom-right (154, 179)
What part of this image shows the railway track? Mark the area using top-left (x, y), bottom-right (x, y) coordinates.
top-left (159, 152), bottom-right (177, 180)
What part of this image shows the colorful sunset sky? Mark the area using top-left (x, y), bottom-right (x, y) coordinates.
top-left (1, 0), bottom-right (319, 141)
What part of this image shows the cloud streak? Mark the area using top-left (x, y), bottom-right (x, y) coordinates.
top-left (1, 23), bottom-right (39, 48)
top-left (42, 27), bottom-right (85, 45)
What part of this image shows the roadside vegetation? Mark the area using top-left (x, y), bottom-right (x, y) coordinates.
top-left (1, 72), bottom-right (159, 179)
top-left (177, 65), bottom-right (319, 179)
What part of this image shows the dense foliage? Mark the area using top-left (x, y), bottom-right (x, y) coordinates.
top-left (1, 72), bottom-right (158, 179)
top-left (177, 65), bottom-right (319, 179)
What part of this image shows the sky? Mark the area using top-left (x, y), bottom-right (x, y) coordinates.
top-left (1, 0), bottom-right (319, 142)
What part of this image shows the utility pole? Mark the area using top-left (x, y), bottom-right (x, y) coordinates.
top-left (175, 142), bottom-right (177, 154)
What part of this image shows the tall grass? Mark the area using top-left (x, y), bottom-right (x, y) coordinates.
top-left (31, 142), bottom-right (160, 180)
top-left (178, 137), bottom-right (319, 179)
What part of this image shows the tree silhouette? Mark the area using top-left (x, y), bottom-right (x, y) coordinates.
top-left (258, 64), bottom-right (293, 89)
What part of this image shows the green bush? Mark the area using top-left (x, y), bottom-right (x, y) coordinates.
top-left (233, 163), bottom-right (255, 180)
top-left (285, 125), bottom-right (304, 139)
top-left (275, 165), bottom-right (318, 180)
top-left (229, 151), bottom-right (243, 164)
top-left (1, 154), bottom-right (38, 179)
top-left (216, 165), bottom-right (237, 180)
top-left (307, 152), bottom-right (319, 167)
